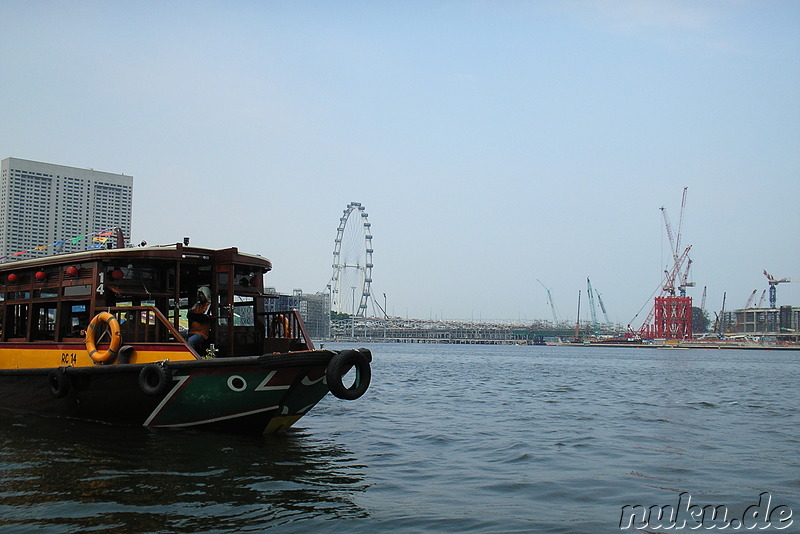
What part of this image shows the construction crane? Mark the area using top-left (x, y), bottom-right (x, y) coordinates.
top-left (664, 245), bottom-right (692, 296)
top-left (756, 289), bottom-right (767, 308)
top-left (675, 187), bottom-right (687, 257)
top-left (660, 187), bottom-right (693, 297)
top-left (700, 285), bottom-right (707, 314)
top-left (743, 289), bottom-right (757, 309)
top-left (638, 188), bottom-right (693, 337)
top-left (537, 279), bottom-right (560, 324)
top-left (678, 258), bottom-right (695, 297)
top-left (639, 245), bottom-right (692, 332)
top-left (596, 290), bottom-right (612, 325)
top-left (586, 278), bottom-right (599, 332)
top-left (660, 206), bottom-right (680, 269)
top-left (660, 187), bottom-right (688, 267)
top-left (763, 270), bottom-right (793, 308)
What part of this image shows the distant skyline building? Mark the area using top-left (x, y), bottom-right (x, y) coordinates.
top-left (264, 288), bottom-right (331, 341)
top-left (0, 157), bottom-right (133, 261)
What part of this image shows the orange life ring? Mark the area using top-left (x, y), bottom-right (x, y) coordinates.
top-left (85, 312), bottom-right (122, 363)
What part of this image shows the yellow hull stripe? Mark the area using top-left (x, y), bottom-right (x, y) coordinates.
top-left (0, 344), bottom-right (196, 369)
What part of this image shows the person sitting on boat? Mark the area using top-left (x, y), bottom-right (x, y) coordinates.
top-left (186, 286), bottom-right (212, 353)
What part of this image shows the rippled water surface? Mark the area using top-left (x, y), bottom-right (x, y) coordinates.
top-left (1, 343), bottom-right (798, 533)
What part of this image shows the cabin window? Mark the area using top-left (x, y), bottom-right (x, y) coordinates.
top-left (233, 296), bottom-right (255, 326)
top-left (170, 297), bottom-right (190, 333)
top-left (65, 285), bottom-right (92, 296)
top-left (216, 271), bottom-right (230, 326)
top-left (34, 288), bottom-right (59, 299)
top-left (234, 268), bottom-right (261, 294)
top-left (103, 264), bottom-right (171, 298)
top-left (5, 303), bottom-right (28, 339)
top-left (61, 302), bottom-right (89, 338)
top-left (170, 298), bottom-right (189, 309)
top-left (128, 266), bottom-right (162, 289)
top-left (32, 304), bottom-right (57, 341)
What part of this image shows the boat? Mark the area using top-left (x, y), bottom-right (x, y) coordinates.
top-left (0, 233), bottom-right (372, 434)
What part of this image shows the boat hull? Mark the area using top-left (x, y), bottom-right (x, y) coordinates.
top-left (0, 350), bottom-right (361, 434)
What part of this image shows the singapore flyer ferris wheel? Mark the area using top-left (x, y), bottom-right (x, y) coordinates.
top-left (329, 202), bottom-right (373, 317)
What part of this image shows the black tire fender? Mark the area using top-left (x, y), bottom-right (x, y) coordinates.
top-left (139, 364), bottom-right (172, 396)
top-left (48, 367), bottom-right (70, 398)
top-left (326, 349), bottom-right (371, 400)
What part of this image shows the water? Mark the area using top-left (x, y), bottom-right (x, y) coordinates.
top-left (1, 343), bottom-right (798, 533)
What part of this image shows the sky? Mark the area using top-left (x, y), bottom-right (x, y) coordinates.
top-left (1, 1), bottom-right (798, 324)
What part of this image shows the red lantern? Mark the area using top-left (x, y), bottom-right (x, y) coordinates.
top-left (65, 266), bottom-right (79, 277)
top-left (7, 273), bottom-right (18, 283)
top-left (35, 271), bottom-right (47, 281)
top-left (110, 269), bottom-right (124, 280)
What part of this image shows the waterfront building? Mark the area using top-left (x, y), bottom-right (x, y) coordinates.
top-left (264, 288), bottom-right (331, 341)
top-left (0, 157), bottom-right (132, 261)
top-left (725, 305), bottom-right (799, 338)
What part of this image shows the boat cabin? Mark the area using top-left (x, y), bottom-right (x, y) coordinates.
top-left (0, 242), bottom-right (312, 363)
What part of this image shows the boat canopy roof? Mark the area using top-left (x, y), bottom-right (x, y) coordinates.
top-left (0, 243), bottom-right (272, 273)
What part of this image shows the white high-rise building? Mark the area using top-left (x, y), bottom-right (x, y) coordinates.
top-left (0, 157), bottom-right (133, 261)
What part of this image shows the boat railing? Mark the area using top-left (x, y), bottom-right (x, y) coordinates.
top-left (96, 307), bottom-right (314, 353)
top-left (104, 306), bottom-right (186, 346)
top-left (261, 310), bottom-right (315, 351)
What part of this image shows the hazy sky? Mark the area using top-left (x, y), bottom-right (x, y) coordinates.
top-left (2, 1), bottom-right (798, 324)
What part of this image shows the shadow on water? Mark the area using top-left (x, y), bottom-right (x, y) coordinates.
top-left (0, 412), bottom-right (369, 533)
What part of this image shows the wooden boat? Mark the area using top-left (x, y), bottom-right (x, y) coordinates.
top-left (0, 235), bottom-right (371, 434)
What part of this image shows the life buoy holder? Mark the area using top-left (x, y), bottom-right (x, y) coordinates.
top-left (270, 314), bottom-right (292, 338)
top-left (326, 349), bottom-right (371, 400)
top-left (85, 311), bottom-right (122, 363)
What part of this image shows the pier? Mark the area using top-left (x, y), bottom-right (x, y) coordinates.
top-left (329, 317), bottom-right (612, 344)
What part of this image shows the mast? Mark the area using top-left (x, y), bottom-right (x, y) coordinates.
top-left (114, 227), bottom-right (125, 249)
